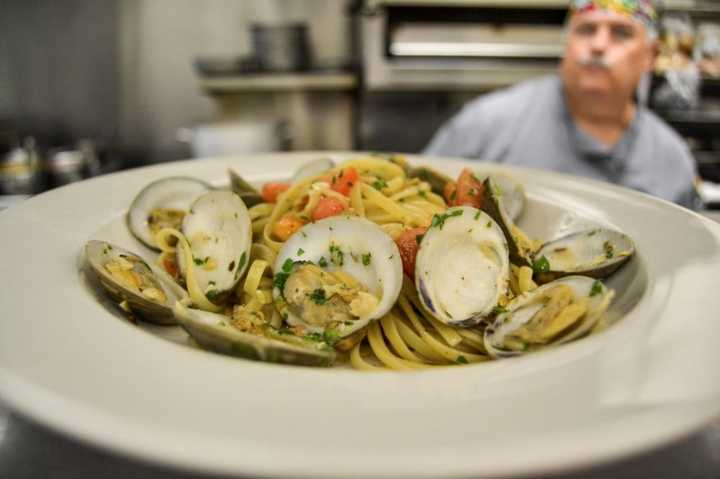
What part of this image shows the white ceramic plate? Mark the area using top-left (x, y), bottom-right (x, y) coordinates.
top-left (1, 152), bottom-right (720, 478)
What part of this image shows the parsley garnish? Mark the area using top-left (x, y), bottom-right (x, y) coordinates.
top-left (318, 256), bottom-right (328, 268)
top-left (305, 332), bottom-right (324, 342)
top-left (324, 329), bottom-right (341, 345)
top-left (492, 305), bottom-right (508, 315)
top-left (273, 258), bottom-right (297, 291)
top-left (329, 243), bottom-right (344, 266)
top-left (193, 257), bottom-right (205, 266)
top-left (205, 289), bottom-right (219, 301)
top-left (589, 280), bottom-right (603, 297)
top-left (415, 233), bottom-right (424, 245)
top-left (372, 178), bottom-right (388, 191)
top-left (474, 211), bottom-right (481, 220)
top-left (603, 241), bottom-right (614, 259)
top-left (362, 252), bottom-right (372, 266)
top-left (309, 288), bottom-right (327, 305)
top-left (532, 256), bottom-right (550, 274)
top-left (456, 355), bottom-right (469, 364)
top-left (238, 251), bottom-right (247, 270)
top-left (430, 209), bottom-right (463, 229)
top-left (297, 248), bottom-right (305, 256)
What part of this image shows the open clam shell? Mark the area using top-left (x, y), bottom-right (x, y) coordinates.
top-left (126, 177), bottom-right (212, 251)
top-left (273, 216), bottom-right (403, 340)
top-left (173, 302), bottom-right (336, 367)
top-left (177, 190), bottom-right (253, 306)
top-left (484, 275), bottom-right (614, 358)
top-left (479, 173), bottom-right (526, 223)
top-left (481, 177), bottom-right (536, 268)
top-left (415, 206), bottom-right (510, 326)
top-left (228, 169), bottom-right (264, 207)
top-left (85, 240), bottom-right (189, 325)
top-left (533, 228), bottom-right (635, 284)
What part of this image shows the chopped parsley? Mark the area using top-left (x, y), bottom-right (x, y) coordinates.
top-left (486, 221), bottom-right (491, 228)
top-left (205, 289), bottom-right (220, 301)
top-left (372, 178), bottom-right (388, 191)
top-left (297, 248), bottom-right (305, 256)
top-left (474, 211), bottom-right (481, 220)
top-left (589, 280), bottom-right (603, 297)
top-left (430, 209), bottom-right (463, 229)
top-left (193, 257), bottom-right (206, 266)
top-left (318, 256), bottom-right (328, 268)
top-left (309, 288), bottom-right (327, 305)
top-left (456, 355), bottom-right (469, 364)
top-left (415, 233), bottom-right (424, 245)
top-left (329, 243), bottom-right (344, 266)
top-left (492, 305), bottom-right (508, 315)
top-left (603, 241), bottom-right (614, 259)
top-left (238, 251), bottom-right (247, 270)
top-left (532, 255), bottom-right (550, 274)
top-left (419, 190), bottom-right (428, 199)
top-left (362, 252), bottom-right (372, 266)
top-left (273, 258), bottom-right (296, 291)
top-left (305, 332), bottom-right (324, 342)
top-left (324, 329), bottom-right (341, 345)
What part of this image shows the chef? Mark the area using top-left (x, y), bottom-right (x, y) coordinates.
top-left (424, 0), bottom-right (699, 209)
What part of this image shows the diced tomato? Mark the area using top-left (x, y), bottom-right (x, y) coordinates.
top-left (261, 182), bottom-right (290, 203)
top-left (272, 215), bottom-right (306, 241)
top-left (395, 226), bottom-right (428, 278)
top-left (311, 196), bottom-right (346, 221)
top-left (162, 255), bottom-right (179, 280)
top-left (328, 167), bottom-right (359, 196)
top-left (443, 180), bottom-right (457, 205)
top-left (453, 168), bottom-right (484, 208)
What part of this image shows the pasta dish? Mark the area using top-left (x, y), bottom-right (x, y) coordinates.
top-left (84, 154), bottom-right (635, 370)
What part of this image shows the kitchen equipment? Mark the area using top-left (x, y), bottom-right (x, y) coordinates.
top-left (46, 140), bottom-right (101, 188)
top-left (0, 137), bottom-right (41, 195)
top-left (357, 0), bottom-right (568, 91)
top-left (177, 121), bottom-right (291, 158)
top-left (250, 22), bottom-right (312, 72)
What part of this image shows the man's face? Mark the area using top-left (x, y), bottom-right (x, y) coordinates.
top-left (561, 10), bottom-right (656, 100)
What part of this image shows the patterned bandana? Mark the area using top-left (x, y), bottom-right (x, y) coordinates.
top-left (570, 0), bottom-right (658, 31)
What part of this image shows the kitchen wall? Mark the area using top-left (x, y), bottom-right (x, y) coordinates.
top-left (1, 0), bottom-right (352, 163)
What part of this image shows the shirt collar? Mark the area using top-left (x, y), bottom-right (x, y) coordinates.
top-left (559, 80), bottom-right (642, 174)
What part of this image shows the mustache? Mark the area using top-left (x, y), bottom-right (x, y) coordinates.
top-left (577, 56), bottom-right (612, 68)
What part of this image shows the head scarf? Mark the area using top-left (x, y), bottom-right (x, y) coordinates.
top-left (570, 0), bottom-right (658, 32)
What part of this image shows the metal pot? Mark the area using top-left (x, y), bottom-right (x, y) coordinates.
top-left (250, 22), bottom-right (312, 72)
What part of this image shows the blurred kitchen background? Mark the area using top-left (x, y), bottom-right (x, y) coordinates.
top-left (2, 0), bottom-right (720, 208)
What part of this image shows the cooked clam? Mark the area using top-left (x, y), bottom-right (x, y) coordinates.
top-left (484, 275), bottom-right (614, 358)
top-left (533, 228), bottom-right (635, 284)
top-left (85, 240), bottom-right (188, 325)
top-left (176, 190), bottom-right (253, 306)
top-left (415, 206), bottom-right (510, 326)
top-left (273, 216), bottom-right (403, 340)
top-left (127, 177), bottom-right (212, 251)
top-left (173, 302), bottom-right (336, 367)
top-left (228, 169), bottom-right (264, 207)
top-left (481, 176), bottom-right (538, 268)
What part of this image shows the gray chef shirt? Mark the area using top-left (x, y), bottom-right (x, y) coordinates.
top-left (424, 75), bottom-right (699, 209)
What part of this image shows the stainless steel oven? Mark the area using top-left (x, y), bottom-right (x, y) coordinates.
top-left (358, 0), bottom-right (569, 92)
